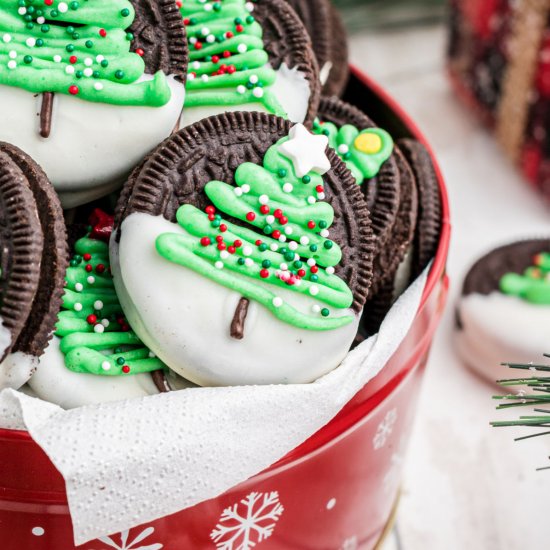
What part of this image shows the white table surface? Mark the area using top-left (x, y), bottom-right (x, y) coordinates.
top-left (348, 25), bottom-right (550, 550)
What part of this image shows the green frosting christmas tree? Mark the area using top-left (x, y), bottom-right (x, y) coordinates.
top-left (156, 124), bottom-right (355, 334)
top-left (312, 119), bottom-right (393, 184)
top-left (56, 210), bottom-right (165, 377)
top-left (500, 252), bottom-right (550, 305)
top-left (0, 0), bottom-right (170, 108)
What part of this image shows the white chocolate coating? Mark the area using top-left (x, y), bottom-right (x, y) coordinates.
top-left (180, 64), bottom-right (310, 128)
top-left (0, 76), bottom-right (185, 208)
top-left (111, 213), bottom-right (359, 387)
top-left (28, 337), bottom-right (159, 409)
top-left (456, 292), bottom-right (550, 384)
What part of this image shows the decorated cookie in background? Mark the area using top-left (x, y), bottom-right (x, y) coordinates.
top-left (0, 0), bottom-right (188, 208)
top-left (112, 112), bottom-right (374, 386)
top-left (28, 209), bottom-right (195, 408)
top-left (456, 239), bottom-right (550, 385)
top-left (283, 0), bottom-right (349, 96)
top-left (313, 97), bottom-right (419, 336)
top-left (0, 142), bottom-right (67, 389)
top-left (180, 0), bottom-right (320, 128)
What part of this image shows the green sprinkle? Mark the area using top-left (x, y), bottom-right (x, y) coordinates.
top-left (321, 308), bottom-right (330, 317)
top-left (322, 129), bottom-right (330, 136)
top-left (343, 152), bottom-right (351, 160)
top-left (284, 251), bottom-right (294, 261)
top-left (27, 5), bottom-right (34, 13)
top-left (246, 15), bottom-right (254, 23)
top-left (35, 38), bottom-right (43, 46)
top-left (69, 259), bottom-right (79, 267)
top-left (115, 70), bottom-right (124, 79)
top-left (85, 39), bottom-right (93, 48)
top-left (66, 43), bottom-right (74, 52)
top-left (116, 357), bottom-right (125, 365)
top-left (302, 175), bottom-right (311, 184)
top-left (310, 274), bottom-right (319, 282)
top-left (72, 32), bottom-right (79, 40)
top-left (277, 168), bottom-right (287, 178)
top-left (50, 9), bottom-right (58, 16)
top-left (318, 220), bottom-right (328, 229)
top-left (309, 244), bottom-right (318, 252)
top-left (41, 24), bottom-right (50, 33)
top-left (114, 347), bottom-right (123, 354)
top-left (323, 240), bottom-right (333, 249)
top-left (293, 260), bottom-right (303, 268)
top-left (66, 25), bottom-right (74, 34)
top-left (211, 220), bottom-right (220, 228)
top-left (263, 224), bottom-right (273, 235)
top-left (23, 13), bottom-right (32, 21)
top-left (25, 22), bottom-right (34, 29)
top-left (75, 70), bottom-right (83, 78)
top-left (120, 7), bottom-right (130, 16)
top-left (213, 2), bottom-right (221, 10)
top-left (262, 260), bottom-right (271, 268)
top-left (23, 55), bottom-right (32, 64)
top-left (125, 32), bottom-right (133, 41)
top-left (258, 243), bottom-right (268, 252)
top-left (100, 59), bottom-right (108, 67)
top-left (69, 1), bottom-right (79, 9)
top-left (237, 257), bottom-right (245, 265)
top-left (92, 70), bottom-right (100, 78)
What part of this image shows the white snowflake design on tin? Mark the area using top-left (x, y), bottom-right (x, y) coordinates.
top-left (383, 451), bottom-right (404, 494)
top-left (373, 408), bottom-right (398, 450)
top-left (340, 535), bottom-right (358, 550)
top-left (97, 526), bottom-right (163, 550)
top-left (210, 491), bottom-right (284, 550)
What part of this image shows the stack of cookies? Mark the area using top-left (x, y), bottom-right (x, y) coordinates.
top-left (0, 0), bottom-right (441, 408)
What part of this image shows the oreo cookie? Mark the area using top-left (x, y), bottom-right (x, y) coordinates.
top-left (283, 0), bottom-right (349, 96)
top-left (112, 111), bottom-right (374, 386)
top-left (456, 239), bottom-right (550, 384)
top-left (397, 138), bottom-right (442, 279)
top-left (180, 0), bottom-right (321, 127)
top-left (0, 143), bottom-right (67, 389)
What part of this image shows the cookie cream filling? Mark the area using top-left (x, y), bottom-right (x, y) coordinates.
top-left (111, 212), bottom-right (359, 387)
top-left (456, 291), bottom-right (550, 382)
top-left (28, 337), bottom-right (158, 409)
top-left (0, 352), bottom-right (37, 391)
top-left (180, 63), bottom-right (310, 128)
top-left (0, 75), bottom-right (185, 208)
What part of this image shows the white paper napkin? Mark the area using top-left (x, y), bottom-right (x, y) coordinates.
top-left (0, 268), bottom-right (429, 545)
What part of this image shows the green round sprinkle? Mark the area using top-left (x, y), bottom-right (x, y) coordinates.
top-left (323, 240), bottom-right (333, 249)
top-left (261, 260), bottom-right (271, 268)
top-left (310, 274), bottom-right (319, 282)
top-left (85, 39), bottom-right (93, 48)
top-left (321, 308), bottom-right (330, 317)
top-left (234, 17), bottom-right (242, 24)
top-left (25, 22), bottom-right (34, 29)
top-left (237, 257), bottom-right (245, 265)
top-left (73, 255), bottom-right (82, 262)
top-left (50, 9), bottom-right (58, 16)
top-left (214, 214), bottom-right (221, 220)
top-left (35, 38), bottom-right (43, 46)
top-left (18, 0), bottom-right (25, 7)
top-left (293, 260), bottom-right (303, 268)
top-left (23, 55), bottom-right (32, 64)
top-left (284, 251), bottom-right (294, 261)
top-left (302, 175), bottom-right (311, 184)
top-left (100, 59), bottom-right (108, 67)
top-left (41, 24), bottom-right (50, 32)
top-left (66, 43), bottom-right (74, 52)
top-left (263, 224), bottom-right (273, 235)
top-left (114, 347), bottom-right (123, 354)
top-left (66, 25), bottom-right (74, 34)
top-left (35, 8), bottom-right (42, 15)
top-left (126, 32), bottom-right (133, 41)
top-left (92, 70), bottom-right (100, 78)
top-left (115, 69), bottom-right (124, 79)
top-left (211, 220), bottom-right (220, 228)
top-left (23, 13), bottom-right (32, 21)
top-left (246, 81), bottom-right (254, 90)
top-left (277, 168), bottom-right (287, 178)
top-left (116, 357), bottom-right (125, 366)
top-left (69, 259), bottom-right (78, 267)
top-left (189, 17), bottom-right (197, 24)
top-left (27, 5), bottom-right (34, 13)
top-left (246, 15), bottom-right (254, 23)
top-left (343, 152), bottom-right (351, 160)
top-left (258, 243), bottom-right (268, 252)
top-left (309, 244), bottom-right (318, 252)
top-left (213, 2), bottom-right (221, 10)
top-left (72, 32), bottom-right (79, 39)
top-left (75, 70), bottom-right (83, 78)
top-left (120, 7), bottom-right (130, 16)
top-left (318, 220), bottom-right (328, 229)
top-left (322, 129), bottom-right (330, 136)
top-left (69, 1), bottom-right (79, 8)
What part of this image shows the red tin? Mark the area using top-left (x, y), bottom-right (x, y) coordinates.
top-left (0, 67), bottom-right (451, 550)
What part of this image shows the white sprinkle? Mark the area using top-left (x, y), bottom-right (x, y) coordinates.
top-left (294, 253), bottom-right (300, 261)
top-left (249, 74), bottom-right (259, 84)
top-left (278, 235), bottom-right (286, 242)
top-left (307, 258), bottom-right (316, 267)
top-left (189, 36), bottom-right (197, 44)
top-left (94, 324), bottom-right (105, 334)
top-left (237, 85), bottom-right (246, 94)
top-left (307, 196), bottom-right (316, 204)
top-left (58, 2), bottom-right (68, 12)
top-left (245, 1), bottom-right (254, 11)
top-left (65, 66), bottom-right (75, 75)
top-left (36, 16), bottom-right (45, 24)
top-left (26, 38), bottom-right (36, 47)
top-left (187, 73), bottom-right (195, 80)
top-left (192, 60), bottom-right (200, 69)
top-left (312, 304), bottom-right (321, 313)
top-left (204, 3), bottom-right (213, 10)
top-left (272, 297), bottom-right (283, 308)
top-left (84, 57), bottom-right (93, 66)
top-left (234, 187), bottom-right (243, 196)
top-left (259, 195), bottom-right (269, 205)
top-left (53, 54), bottom-right (61, 63)
top-left (7, 60), bottom-right (16, 69)
top-left (31, 527), bottom-right (45, 537)
top-left (282, 183), bottom-right (293, 193)
top-left (338, 144), bottom-right (349, 154)
top-left (320, 229), bottom-right (329, 238)
top-left (280, 263), bottom-right (288, 271)
top-left (3, 34), bottom-right (12, 43)
top-left (101, 361), bottom-right (111, 371)
top-left (252, 87), bottom-right (264, 98)
top-left (75, 283), bottom-right (83, 292)
top-left (266, 215), bottom-right (275, 224)
top-left (220, 250), bottom-right (229, 259)
top-left (83, 68), bottom-right (93, 77)
top-left (309, 285), bottom-right (319, 296)
top-left (326, 266), bottom-right (335, 275)
top-left (318, 192), bottom-right (326, 200)
top-left (284, 226), bottom-right (293, 235)
top-left (201, 26), bottom-right (210, 36)
top-left (241, 184), bottom-right (251, 193)
top-left (93, 300), bottom-right (104, 310)
top-left (288, 241), bottom-right (298, 250)
top-left (94, 82), bottom-right (103, 91)
top-left (148, 351), bottom-right (156, 358)
top-left (96, 54), bottom-right (104, 63)
top-left (206, 34), bottom-right (215, 43)
top-left (269, 243), bottom-right (279, 251)
top-left (201, 74), bottom-right (209, 82)
top-left (244, 258), bottom-right (253, 266)
top-left (237, 43), bottom-right (247, 53)
top-left (243, 246), bottom-right (252, 256)
top-left (8, 51), bottom-right (16, 59)
top-left (18, 7), bottom-right (26, 15)
top-left (300, 236), bottom-right (309, 245)
top-left (87, 276), bottom-right (95, 284)
top-left (101, 318), bottom-right (110, 327)
top-left (73, 302), bottom-right (82, 312)
top-left (215, 261), bottom-right (224, 269)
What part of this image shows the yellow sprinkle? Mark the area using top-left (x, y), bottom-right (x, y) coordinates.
top-left (354, 132), bottom-right (382, 154)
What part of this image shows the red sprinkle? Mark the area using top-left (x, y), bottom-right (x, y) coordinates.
top-left (316, 185), bottom-right (324, 193)
top-left (234, 240), bottom-right (243, 248)
top-left (44, 0), bottom-right (53, 4)
top-left (208, 213), bottom-right (215, 221)
top-left (99, 28), bottom-right (107, 37)
top-left (215, 235), bottom-right (224, 243)
top-left (228, 246), bottom-right (236, 254)
top-left (260, 269), bottom-right (269, 278)
top-left (83, 253), bottom-right (91, 261)
top-left (217, 243), bottom-right (226, 251)
top-left (219, 224), bottom-right (227, 232)
top-left (236, 24), bottom-right (244, 32)
top-left (200, 237), bottom-right (211, 246)
top-left (273, 209), bottom-right (283, 218)
top-left (85, 264), bottom-right (93, 272)
top-left (259, 205), bottom-right (270, 215)
top-left (255, 239), bottom-right (263, 246)
top-left (135, 48), bottom-right (144, 57)
top-left (195, 42), bottom-right (203, 50)
top-left (183, 18), bottom-right (190, 25)
top-left (175, 0), bottom-right (182, 6)
top-left (86, 314), bottom-right (97, 325)
top-left (272, 230), bottom-right (281, 239)
top-left (227, 65), bottom-right (236, 74)
top-left (298, 269), bottom-right (306, 277)
top-left (225, 31), bottom-right (234, 38)
top-left (246, 212), bottom-right (256, 221)
top-left (69, 55), bottom-right (77, 64)
top-left (279, 216), bottom-right (288, 225)
top-left (212, 55), bottom-right (220, 63)
top-left (310, 265), bottom-right (319, 274)
top-left (95, 264), bottom-right (106, 274)
top-left (122, 365), bottom-right (131, 374)
top-left (205, 205), bottom-right (216, 214)
top-left (307, 220), bottom-right (316, 229)
top-left (223, 50), bottom-right (231, 58)
top-left (68, 85), bottom-right (79, 95)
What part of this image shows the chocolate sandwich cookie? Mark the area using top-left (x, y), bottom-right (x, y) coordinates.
top-left (283, 0), bottom-right (349, 96)
top-left (112, 111), bottom-right (375, 386)
top-left (0, 0), bottom-right (189, 208)
top-left (397, 138), bottom-right (442, 279)
top-left (0, 143), bottom-right (67, 389)
top-left (180, 0), bottom-right (320, 127)
top-left (456, 239), bottom-right (550, 385)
